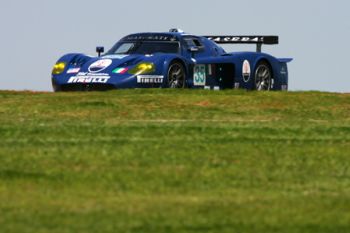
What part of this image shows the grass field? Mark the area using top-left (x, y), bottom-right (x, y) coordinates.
top-left (0, 89), bottom-right (349, 233)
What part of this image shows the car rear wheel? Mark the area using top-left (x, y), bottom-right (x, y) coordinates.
top-left (167, 62), bottom-right (186, 88)
top-left (254, 61), bottom-right (273, 91)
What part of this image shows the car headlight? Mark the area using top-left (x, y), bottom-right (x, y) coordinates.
top-left (128, 62), bottom-right (155, 75)
top-left (52, 62), bottom-right (66, 75)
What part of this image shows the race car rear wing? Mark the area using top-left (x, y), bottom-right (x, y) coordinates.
top-left (203, 36), bottom-right (279, 53)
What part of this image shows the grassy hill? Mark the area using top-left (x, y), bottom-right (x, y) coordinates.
top-left (0, 89), bottom-right (349, 233)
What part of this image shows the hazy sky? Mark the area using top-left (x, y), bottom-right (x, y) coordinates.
top-left (0, 0), bottom-right (349, 92)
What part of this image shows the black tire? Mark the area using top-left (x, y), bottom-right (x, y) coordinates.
top-left (254, 61), bottom-right (273, 91)
top-left (167, 62), bottom-right (186, 88)
top-left (52, 79), bottom-right (62, 92)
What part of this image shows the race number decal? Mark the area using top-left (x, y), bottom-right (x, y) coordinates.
top-left (193, 65), bottom-right (206, 86)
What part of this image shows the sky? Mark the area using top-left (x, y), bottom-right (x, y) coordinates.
top-left (0, 0), bottom-right (349, 92)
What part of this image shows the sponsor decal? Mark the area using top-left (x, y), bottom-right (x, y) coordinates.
top-left (88, 59), bottom-right (112, 73)
top-left (113, 67), bottom-right (128, 74)
top-left (68, 73), bottom-right (110, 84)
top-left (67, 68), bottom-right (80, 74)
top-left (280, 66), bottom-right (287, 75)
top-left (242, 60), bottom-right (251, 82)
top-left (137, 75), bottom-right (164, 84)
top-left (77, 72), bottom-right (109, 76)
top-left (124, 35), bottom-right (178, 42)
top-left (203, 86), bottom-right (220, 91)
top-left (208, 36), bottom-right (261, 43)
top-left (193, 65), bottom-right (206, 86)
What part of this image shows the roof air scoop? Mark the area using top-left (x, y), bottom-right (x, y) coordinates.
top-left (169, 28), bottom-right (184, 33)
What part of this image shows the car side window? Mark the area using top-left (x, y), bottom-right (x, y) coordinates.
top-left (182, 37), bottom-right (208, 58)
top-left (184, 38), bottom-right (204, 49)
top-left (192, 39), bottom-right (202, 47)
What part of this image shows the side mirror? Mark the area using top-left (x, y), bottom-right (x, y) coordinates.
top-left (96, 46), bottom-right (104, 57)
top-left (188, 46), bottom-right (199, 58)
top-left (188, 46), bottom-right (199, 53)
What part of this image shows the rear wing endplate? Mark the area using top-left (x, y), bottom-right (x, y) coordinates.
top-left (203, 36), bottom-right (279, 53)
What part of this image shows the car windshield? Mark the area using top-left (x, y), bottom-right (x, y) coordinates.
top-left (107, 41), bottom-right (180, 55)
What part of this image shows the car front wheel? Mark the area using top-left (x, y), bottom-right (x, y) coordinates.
top-left (167, 62), bottom-right (186, 88)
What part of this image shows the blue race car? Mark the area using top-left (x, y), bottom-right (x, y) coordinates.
top-left (52, 29), bottom-right (292, 91)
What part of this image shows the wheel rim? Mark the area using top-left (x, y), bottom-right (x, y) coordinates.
top-left (255, 65), bottom-right (271, 91)
top-left (168, 63), bottom-right (185, 88)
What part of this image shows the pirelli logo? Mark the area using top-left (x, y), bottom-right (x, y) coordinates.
top-left (137, 75), bottom-right (164, 84)
top-left (67, 76), bottom-right (110, 84)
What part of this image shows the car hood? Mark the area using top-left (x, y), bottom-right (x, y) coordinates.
top-left (79, 54), bottom-right (159, 74)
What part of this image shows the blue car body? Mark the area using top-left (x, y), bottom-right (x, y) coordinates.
top-left (51, 30), bottom-right (292, 91)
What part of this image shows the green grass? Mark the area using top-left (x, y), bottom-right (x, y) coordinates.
top-left (0, 89), bottom-right (349, 233)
